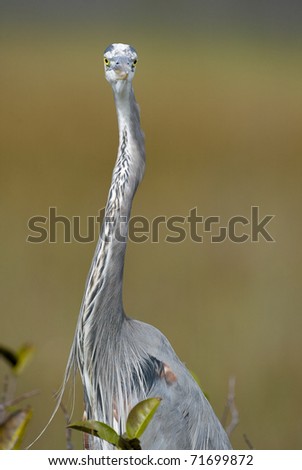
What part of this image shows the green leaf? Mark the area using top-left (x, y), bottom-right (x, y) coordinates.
top-left (0, 346), bottom-right (18, 368)
top-left (126, 397), bottom-right (161, 440)
top-left (0, 408), bottom-right (33, 450)
top-left (14, 344), bottom-right (34, 375)
top-left (0, 344), bottom-right (34, 375)
top-left (67, 420), bottom-right (119, 446)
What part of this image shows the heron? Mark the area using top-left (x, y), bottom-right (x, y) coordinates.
top-left (63, 43), bottom-right (232, 450)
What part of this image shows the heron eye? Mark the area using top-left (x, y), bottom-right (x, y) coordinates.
top-left (104, 57), bottom-right (110, 67)
top-left (133, 59), bottom-right (137, 67)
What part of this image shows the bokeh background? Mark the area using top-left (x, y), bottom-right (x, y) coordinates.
top-left (1, 0), bottom-right (301, 450)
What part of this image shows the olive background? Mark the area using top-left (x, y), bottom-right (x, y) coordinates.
top-left (1, 1), bottom-right (301, 449)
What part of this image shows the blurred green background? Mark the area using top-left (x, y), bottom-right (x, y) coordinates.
top-left (1, 0), bottom-right (301, 450)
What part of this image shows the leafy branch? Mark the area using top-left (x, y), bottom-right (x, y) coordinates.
top-left (68, 397), bottom-right (161, 450)
top-left (0, 343), bottom-right (35, 449)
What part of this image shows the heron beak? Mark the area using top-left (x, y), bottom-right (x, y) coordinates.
top-left (114, 68), bottom-right (129, 80)
top-left (113, 59), bottom-right (131, 80)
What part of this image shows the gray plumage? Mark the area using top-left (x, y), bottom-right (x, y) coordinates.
top-left (64, 43), bottom-right (232, 450)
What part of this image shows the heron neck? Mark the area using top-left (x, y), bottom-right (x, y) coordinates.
top-left (83, 83), bottom-right (145, 324)
top-left (108, 84), bottom-right (145, 285)
top-left (114, 84), bottom-right (145, 166)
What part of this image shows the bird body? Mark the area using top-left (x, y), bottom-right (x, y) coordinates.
top-left (65, 43), bottom-right (232, 449)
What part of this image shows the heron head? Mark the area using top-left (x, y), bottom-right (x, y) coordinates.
top-left (103, 43), bottom-right (138, 92)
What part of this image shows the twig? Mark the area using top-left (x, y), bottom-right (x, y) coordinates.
top-left (82, 410), bottom-right (91, 450)
top-left (1, 374), bottom-right (10, 405)
top-left (0, 375), bottom-right (10, 422)
top-left (59, 401), bottom-right (74, 450)
top-left (243, 433), bottom-right (254, 450)
top-left (0, 389), bottom-right (40, 412)
top-left (221, 376), bottom-right (239, 436)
